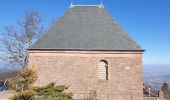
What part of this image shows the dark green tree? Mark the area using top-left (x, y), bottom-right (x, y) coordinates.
top-left (8, 69), bottom-right (37, 100)
top-left (8, 69), bottom-right (37, 92)
top-left (33, 82), bottom-right (73, 100)
top-left (161, 81), bottom-right (169, 99)
top-left (10, 90), bottom-right (35, 100)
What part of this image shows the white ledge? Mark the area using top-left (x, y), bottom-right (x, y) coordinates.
top-left (70, 3), bottom-right (104, 8)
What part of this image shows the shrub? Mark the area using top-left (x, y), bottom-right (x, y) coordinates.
top-left (33, 82), bottom-right (73, 100)
top-left (10, 90), bottom-right (35, 100)
top-left (8, 69), bottom-right (73, 100)
top-left (8, 69), bottom-right (37, 100)
top-left (8, 69), bottom-right (37, 92)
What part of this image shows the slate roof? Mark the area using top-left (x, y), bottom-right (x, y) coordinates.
top-left (29, 6), bottom-right (143, 51)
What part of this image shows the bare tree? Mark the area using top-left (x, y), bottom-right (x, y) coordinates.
top-left (0, 10), bottom-right (45, 69)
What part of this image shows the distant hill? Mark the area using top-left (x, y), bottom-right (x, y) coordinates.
top-left (143, 64), bottom-right (170, 89)
top-left (0, 61), bottom-right (20, 80)
top-left (0, 67), bottom-right (18, 80)
top-left (0, 61), bottom-right (7, 69)
top-left (144, 74), bottom-right (170, 89)
top-left (143, 64), bottom-right (170, 76)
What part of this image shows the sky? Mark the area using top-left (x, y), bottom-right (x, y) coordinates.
top-left (0, 0), bottom-right (170, 65)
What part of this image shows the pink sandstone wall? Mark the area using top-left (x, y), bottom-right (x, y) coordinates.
top-left (28, 51), bottom-right (143, 100)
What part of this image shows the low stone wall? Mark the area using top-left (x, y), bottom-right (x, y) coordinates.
top-left (73, 93), bottom-right (143, 100)
top-left (144, 97), bottom-right (158, 100)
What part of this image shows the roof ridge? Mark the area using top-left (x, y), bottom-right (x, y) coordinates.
top-left (70, 2), bottom-right (104, 8)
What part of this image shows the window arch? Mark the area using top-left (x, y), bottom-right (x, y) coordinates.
top-left (98, 60), bottom-right (108, 80)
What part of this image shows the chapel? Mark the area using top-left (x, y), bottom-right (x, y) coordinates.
top-left (28, 3), bottom-right (144, 100)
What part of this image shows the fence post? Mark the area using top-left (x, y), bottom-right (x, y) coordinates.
top-left (131, 94), bottom-right (132, 100)
top-left (107, 94), bottom-right (109, 100)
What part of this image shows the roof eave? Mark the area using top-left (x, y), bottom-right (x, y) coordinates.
top-left (28, 48), bottom-right (145, 52)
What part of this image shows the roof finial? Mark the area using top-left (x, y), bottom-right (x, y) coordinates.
top-left (70, 2), bottom-right (74, 8)
top-left (98, 1), bottom-right (104, 8)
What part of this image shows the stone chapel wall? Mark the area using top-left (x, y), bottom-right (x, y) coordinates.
top-left (29, 51), bottom-right (143, 100)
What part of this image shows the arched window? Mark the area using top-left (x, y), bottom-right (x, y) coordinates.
top-left (98, 60), bottom-right (108, 80)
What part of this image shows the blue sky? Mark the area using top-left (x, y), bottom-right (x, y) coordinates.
top-left (0, 0), bottom-right (170, 65)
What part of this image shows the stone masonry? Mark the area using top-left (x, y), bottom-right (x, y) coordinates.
top-left (29, 50), bottom-right (143, 100)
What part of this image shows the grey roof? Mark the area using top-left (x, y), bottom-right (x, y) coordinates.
top-left (29, 6), bottom-right (143, 51)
